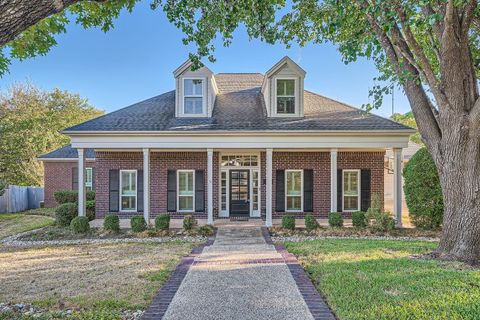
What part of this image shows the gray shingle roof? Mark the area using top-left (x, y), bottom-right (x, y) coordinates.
top-left (64, 73), bottom-right (411, 132)
top-left (38, 145), bottom-right (95, 159)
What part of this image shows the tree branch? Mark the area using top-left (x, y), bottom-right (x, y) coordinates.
top-left (0, 0), bottom-right (107, 48)
top-left (461, 0), bottom-right (477, 35)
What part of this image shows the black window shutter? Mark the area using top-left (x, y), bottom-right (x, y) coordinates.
top-left (91, 168), bottom-right (95, 190)
top-left (72, 167), bottom-right (78, 190)
top-left (195, 170), bottom-right (205, 212)
top-left (303, 169), bottom-right (313, 212)
top-left (137, 170), bottom-right (144, 212)
top-left (337, 169), bottom-right (343, 212)
top-left (167, 170), bottom-right (176, 212)
top-left (361, 169), bottom-right (371, 212)
top-left (276, 170), bottom-right (285, 212)
top-left (109, 170), bottom-right (119, 212)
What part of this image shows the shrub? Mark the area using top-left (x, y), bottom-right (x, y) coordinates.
top-left (0, 179), bottom-right (7, 196)
top-left (54, 190), bottom-right (95, 204)
top-left (328, 212), bottom-right (343, 227)
top-left (104, 214), bottom-right (120, 232)
top-left (304, 214), bottom-right (319, 231)
top-left (366, 192), bottom-right (382, 219)
top-left (198, 225), bottom-right (215, 236)
top-left (55, 203), bottom-right (77, 227)
top-left (352, 211), bottom-right (368, 228)
top-left (54, 190), bottom-right (78, 204)
top-left (86, 200), bottom-right (96, 221)
top-left (131, 216), bottom-right (147, 232)
top-left (403, 147), bottom-right (443, 229)
top-left (70, 216), bottom-right (90, 233)
top-left (155, 214), bottom-right (170, 231)
top-left (183, 215), bottom-right (197, 231)
top-left (370, 211), bottom-right (396, 232)
top-left (282, 214), bottom-right (296, 230)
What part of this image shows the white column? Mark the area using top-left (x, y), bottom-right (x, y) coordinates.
top-left (330, 149), bottom-right (338, 212)
top-left (207, 148), bottom-right (214, 225)
top-left (266, 148), bottom-right (273, 227)
top-left (77, 148), bottom-right (86, 217)
top-left (393, 148), bottom-right (403, 227)
top-left (143, 148), bottom-right (150, 224)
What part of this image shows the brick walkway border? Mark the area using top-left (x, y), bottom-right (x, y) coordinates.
top-left (142, 231), bottom-right (217, 320)
top-left (261, 227), bottom-right (337, 320)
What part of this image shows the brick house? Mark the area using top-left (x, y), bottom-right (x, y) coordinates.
top-left (38, 57), bottom-right (413, 226)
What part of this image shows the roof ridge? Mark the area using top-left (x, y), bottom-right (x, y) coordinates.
top-left (215, 73), bottom-right (264, 75)
top-left (304, 89), bottom-right (414, 130)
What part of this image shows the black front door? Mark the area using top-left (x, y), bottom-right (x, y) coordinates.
top-left (230, 170), bottom-right (250, 215)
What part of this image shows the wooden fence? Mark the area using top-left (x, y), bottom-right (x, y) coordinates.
top-left (0, 185), bottom-right (44, 213)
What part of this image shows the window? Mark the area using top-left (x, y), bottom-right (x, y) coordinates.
top-left (178, 170), bottom-right (194, 212)
top-left (252, 170), bottom-right (259, 211)
top-left (183, 79), bottom-right (204, 115)
top-left (343, 170), bottom-right (360, 211)
top-left (221, 171), bottom-right (227, 211)
top-left (120, 170), bottom-right (137, 211)
top-left (85, 168), bottom-right (93, 191)
top-left (276, 79), bottom-right (295, 114)
top-left (286, 170), bottom-right (302, 211)
top-left (220, 155), bottom-right (259, 167)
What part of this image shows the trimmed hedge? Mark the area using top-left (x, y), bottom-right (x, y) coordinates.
top-left (70, 216), bottom-right (90, 233)
top-left (86, 200), bottom-right (95, 221)
top-left (352, 211), bottom-right (368, 228)
top-left (55, 203), bottom-right (77, 227)
top-left (198, 225), bottom-right (215, 236)
top-left (304, 214), bottom-right (319, 231)
top-left (403, 147), bottom-right (443, 229)
top-left (104, 214), bottom-right (120, 232)
top-left (54, 190), bottom-right (95, 204)
top-left (328, 212), bottom-right (343, 228)
top-left (155, 214), bottom-right (170, 231)
top-left (370, 212), bottom-right (395, 232)
top-left (131, 216), bottom-right (147, 232)
top-left (183, 215), bottom-right (197, 231)
top-left (282, 214), bottom-right (296, 230)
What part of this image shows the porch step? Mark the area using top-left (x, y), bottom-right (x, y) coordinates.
top-left (230, 216), bottom-right (250, 221)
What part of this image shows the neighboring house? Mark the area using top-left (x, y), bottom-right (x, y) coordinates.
top-left (38, 57), bottom-right (413, 226)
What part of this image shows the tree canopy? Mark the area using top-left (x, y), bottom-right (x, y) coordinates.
top-left (0, 83), bottom-right (103, 186)
top-left (390, 112), bottom-right (421, 144)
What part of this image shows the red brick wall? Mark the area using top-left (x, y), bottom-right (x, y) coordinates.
top-left (95, 151), bottom-right (213, 219)
top-left (272, 152), bottom-right (331, 218)
top-left (271, 151), bottom-right (385, 218)
top-left (43, 161), bottom-right (95, 208)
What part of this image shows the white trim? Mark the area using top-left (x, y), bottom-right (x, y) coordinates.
top-left (179, 77), bottom-right (207, 117)
top-left (143, 148), bottom-right (150, 224)
top-left (119, 170), bottom-right (137, 212)
top-left (65, 130), bottom-right (415, 136)
top-left (36, 158), bottom-right (96, 162)
top-left (342, 169), bottom-right (361, 212)
top-left (85, 167), bottom-right (93, 191)
top-left (70, 133), bottom-right (411, 149)
top-left (177, 170), bottom-right (195, 213)
top-left (77, 149), bottom-right (85, 217)
top-left (393, 148), bottom-right (403, 227)
top-left (285, 169), bottom-right (304, 212)
top-left (273, 77), bottom-right (299, 117)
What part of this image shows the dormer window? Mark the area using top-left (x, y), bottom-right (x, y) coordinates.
top-left (183, 78), bottom-right (205, 115)
top-left (276, 79), bottom-right (296, 115)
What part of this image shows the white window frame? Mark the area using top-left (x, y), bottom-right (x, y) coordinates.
top-left (342, 169), bottom-right (361, 212)
top-left (273, 77), bottom-right (299, 117)
top-left (177, 170), bottom-right (195, 213)
top-left (119, 170), bottom-right (137, 212)
top-left (285, 169), bottom-right (303, 212)
top-left (181, 77), bottom-right (207, 117)
top-left (85, 167), bottom-right (93, 191)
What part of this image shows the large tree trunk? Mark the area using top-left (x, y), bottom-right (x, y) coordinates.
top-left (431, 115), bottom-right (480, 264)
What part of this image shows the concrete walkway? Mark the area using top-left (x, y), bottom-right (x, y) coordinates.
top-left (155, 225), bottom-right (328, 320)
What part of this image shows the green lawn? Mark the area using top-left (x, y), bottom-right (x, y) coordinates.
top-left (0, 213), bottom-right (54, 239)
top-left (285, 239), bottom-right (480, 320)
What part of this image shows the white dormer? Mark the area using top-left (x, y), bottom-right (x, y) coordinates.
top-left (262, 56), bottom-right (306, 117)
top-left (173, 60), bottom-right (218, 118)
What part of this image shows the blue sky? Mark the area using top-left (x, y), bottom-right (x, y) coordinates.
top-left (0, 1), bottom-right (410, 118)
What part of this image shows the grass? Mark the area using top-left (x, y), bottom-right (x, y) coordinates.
top-left (285, 239), bottom-right (480, 320)
top-left (22, 207), bottom-right (56, 217)
top-left (0, 242), bottom-right (196, 319)
top-left (0, 213), bottom-right (54, 239)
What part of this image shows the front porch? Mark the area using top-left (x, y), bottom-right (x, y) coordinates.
top-left (75, 147), bottom-right (404, 227)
